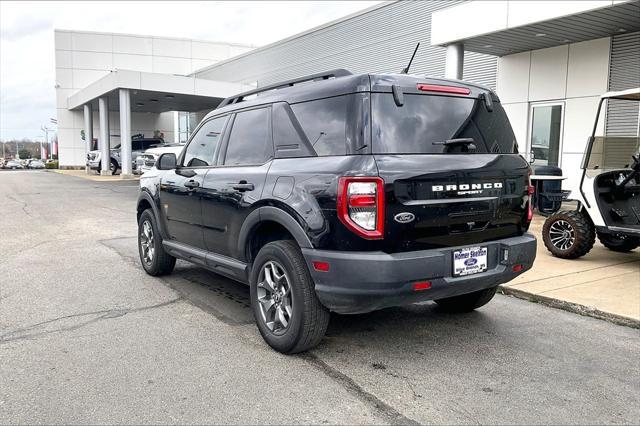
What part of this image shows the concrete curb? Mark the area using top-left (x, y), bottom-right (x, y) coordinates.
top-left (48, 169), bottom-right (139, 181)
top-left (498, 285), bottom-right (640, 329)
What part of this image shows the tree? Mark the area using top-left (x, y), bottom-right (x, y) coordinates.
top-left (18, 149), bottom-right (31, 159)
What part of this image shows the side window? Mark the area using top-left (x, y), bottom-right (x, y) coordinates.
top-left (224, 108), bottom-right (273, 166)
top-left (183, 116), bottom-right (226, 167)
top-left (291, 97), bottom-right (347, 156)
top-left (132, 140), bottom-right (142, 151)
top-left (272, 103), bottom-right (315, 158)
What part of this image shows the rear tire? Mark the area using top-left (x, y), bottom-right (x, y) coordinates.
top-left (597, 232), bottom-right (640, 252)
top-left (543, 210), bottom-right (595, 259)
top-left (250, 240), bottom-right (329, 354)
top-left (435, 286), bottom-right (497, 313)
top-left (138, 209), bottom-right (176, 276)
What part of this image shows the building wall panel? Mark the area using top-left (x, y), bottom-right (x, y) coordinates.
top-left (566, 37), bottom-right (610, 98)
top-left (194, 1), bottom-right (498, 90)
top-left (54, 29), bottom-right (253, 167)
top-left (113, 35), bottom-right (153, 55)
top-left (606, 31), bottom-right (640, 136)
top-left (528, 45), bottom-right (569, 102)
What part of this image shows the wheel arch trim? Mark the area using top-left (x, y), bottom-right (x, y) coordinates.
top-left (137, 190), bottom-right (169, 240)
top-left (238, 206), bottom-right (314, 261)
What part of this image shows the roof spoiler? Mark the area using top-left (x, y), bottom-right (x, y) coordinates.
top-left (216, 69), bottom-right (353, 109)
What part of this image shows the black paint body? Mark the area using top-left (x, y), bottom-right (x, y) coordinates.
top-left (137, 72), bottom-right (536, 313)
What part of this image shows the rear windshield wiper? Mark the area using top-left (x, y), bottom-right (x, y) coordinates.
top-left (432, 138), bottom-right (477, 150)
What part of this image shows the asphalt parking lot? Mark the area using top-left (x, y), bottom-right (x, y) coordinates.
top-left (1, 170), bottom-right (639, 425)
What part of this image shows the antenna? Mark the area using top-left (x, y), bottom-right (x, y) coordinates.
top-left (400, 43), bottom-right (420, 74)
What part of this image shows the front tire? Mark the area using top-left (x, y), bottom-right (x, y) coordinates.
top-left (97, 159), bottom-right (118, 175)
top-left (543, 210), bottom-right (595, 259)
top-left (597, 232), bottom-right (640, 252)
top-left (250, 240), bottom-right (329, 354)
top-left (138, 209), bottom-right (175, 276)
top-left (435, 286), bottom-right (497, 313)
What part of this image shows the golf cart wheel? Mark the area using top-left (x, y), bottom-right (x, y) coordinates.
top-left (597, 232), bottom-right (640, 252)
top-left (543, 210), bottom-right (595, 259)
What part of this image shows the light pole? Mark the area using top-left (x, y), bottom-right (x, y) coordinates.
top-left (41, 125), bottom-right (51, 159)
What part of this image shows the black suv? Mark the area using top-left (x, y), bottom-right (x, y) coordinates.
top-left (136, 70), bottom-right (537, 353)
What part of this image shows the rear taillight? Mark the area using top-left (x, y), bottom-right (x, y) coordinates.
top-left (337, 177), bottom-right (385, 239)
top-left (526, 170), bottom-right (534, 222)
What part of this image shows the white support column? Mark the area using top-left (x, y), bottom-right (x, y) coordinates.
top-left (98, 97), bottom-right (111, 176)
top-left (445, 43), bottom-right (464, 80)
top-left (83, 104), bottom-right (93, 174)
top-left (119, 89), bottom-right (133, 178)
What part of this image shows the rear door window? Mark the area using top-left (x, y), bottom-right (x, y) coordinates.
top-left (372, 93), bottom-right (517, 154)
top-left (223, 108), bottom-right (273, 166)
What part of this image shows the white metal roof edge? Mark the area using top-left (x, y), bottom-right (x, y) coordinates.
top-left (54, 28), bottom-right (256, 49)
top-left (430, 0), bottom-right (623, 46)
top-left (66, 69), bottom-right (252, 110)
top-left (601, 87), bottom-right (640, 100)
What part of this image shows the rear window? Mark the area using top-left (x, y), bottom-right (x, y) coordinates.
top-left (372, 93), bottom-right (517, 154)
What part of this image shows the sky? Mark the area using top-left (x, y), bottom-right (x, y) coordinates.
top-left (0, 1), bottom-right (380, 141)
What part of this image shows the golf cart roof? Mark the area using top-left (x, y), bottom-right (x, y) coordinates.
top-left (601, 88), bottom-right (640, 100)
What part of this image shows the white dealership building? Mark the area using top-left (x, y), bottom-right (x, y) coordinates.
top-left (55, 0), bottom-right (639, 187)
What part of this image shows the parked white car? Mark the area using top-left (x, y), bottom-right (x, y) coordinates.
top-left (27, 160), bottom-right (45, 169)
top-left (136, 143), bottom-right (186, 175)
top-left (3, 160), bottom-right (23, 169)
top-left (87, 138), bottom-right (164, 175)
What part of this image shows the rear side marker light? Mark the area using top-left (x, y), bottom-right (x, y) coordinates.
top-left (312, 261), bottom-right (330, 272)
top-left (513, 264), bottom-right (523, 273)
top-left (337, 176), bottom-right (385, 239)
top-left (413, 281), bottom-right (432, 291)
top-left (417, 84), bottom-right (471, 95)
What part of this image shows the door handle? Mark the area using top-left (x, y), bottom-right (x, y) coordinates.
top-left (184, 180), bottom-right (200, 189)
top-left (232, 182), bottom-right (254, 192)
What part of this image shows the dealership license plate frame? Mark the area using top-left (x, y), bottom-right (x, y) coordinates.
top-left (453, 246), bottom-right (488, 277)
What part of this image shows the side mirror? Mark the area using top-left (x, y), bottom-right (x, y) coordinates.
top-left (529, 150), bottom-right (536, 164)
top-left (157, 153), bottom-right (177, 170)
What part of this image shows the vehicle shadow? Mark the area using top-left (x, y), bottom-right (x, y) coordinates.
top-left (104, 234), bottom-right (509, 354)
top-left (169, 260), bottom-right (501, 353)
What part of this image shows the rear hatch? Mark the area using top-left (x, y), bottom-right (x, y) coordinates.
top-left (371, 81), bottom-right (531, 251)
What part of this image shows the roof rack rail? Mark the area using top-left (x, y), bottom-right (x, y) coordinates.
top-left (216, 69), bottom-right (352, 109)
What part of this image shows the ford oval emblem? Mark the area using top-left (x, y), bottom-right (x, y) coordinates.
top-left (464, 258), bottom-right (478, 266)
top-left (394, 212), bottom-right (415, 224)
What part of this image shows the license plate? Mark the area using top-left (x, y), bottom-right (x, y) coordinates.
top-left (453, 246), bottom-right (488, 277)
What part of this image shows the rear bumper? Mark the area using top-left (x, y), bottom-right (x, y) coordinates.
top-left (302, 233), bottom-right (537, 314)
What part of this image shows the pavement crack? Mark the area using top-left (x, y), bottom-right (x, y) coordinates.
top-left (5, 194), bottom-right (32, 217)
top-left (300, 353), bottom-right (420, 425)
top-left (0, 297), bottom-right (183, 344)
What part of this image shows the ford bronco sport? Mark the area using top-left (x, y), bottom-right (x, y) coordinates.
top-left (136, 70), bottom-right (537, 353)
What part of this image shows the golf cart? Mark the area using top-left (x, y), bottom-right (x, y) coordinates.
top-left (542, 88), bottom-right (640, 258)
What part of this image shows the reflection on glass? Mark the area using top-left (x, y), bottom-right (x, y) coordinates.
top-left (531, 105), bottom-right (562, 166)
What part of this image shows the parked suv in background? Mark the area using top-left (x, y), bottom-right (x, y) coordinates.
top-left (136, 70), bottom-right (537, 353)
top-left (87, 137), bottom-right (164, 175)
top-left (135, 142), bottom-right (186, 175)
